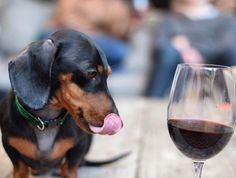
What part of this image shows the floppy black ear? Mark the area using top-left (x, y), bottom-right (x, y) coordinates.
top-left (8, 39), bottom-right (56, 110)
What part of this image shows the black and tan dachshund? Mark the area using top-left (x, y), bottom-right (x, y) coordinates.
top-left (0, 29), bottom-right (123, 178)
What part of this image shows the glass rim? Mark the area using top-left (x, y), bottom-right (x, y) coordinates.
top-left (177, 63), bottom-right (232, 70)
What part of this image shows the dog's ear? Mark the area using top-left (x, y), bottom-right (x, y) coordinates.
top-left (8, 39), bottom-right (56, 110)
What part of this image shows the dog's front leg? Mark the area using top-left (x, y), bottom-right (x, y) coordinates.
top-left (60, 160), bottom-right (78, 178)
top-left (13, 161), bottom-right (29, 178)
top-left (59, 137), bottom-right (91, 178)
top-left (2, 139), bottom-right (30, 178)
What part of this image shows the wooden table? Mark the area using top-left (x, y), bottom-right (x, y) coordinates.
top-left (1, 98), bottom-right (236, 178)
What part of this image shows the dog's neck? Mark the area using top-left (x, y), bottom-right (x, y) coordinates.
top-left (31, 106), bottom-right (62, 156)
top-left (28, 105), bottom-right (67, 155)
top-left (14, 98), bottom-right (64, 154)
top-left (29, 106), bottom-right (63, 121)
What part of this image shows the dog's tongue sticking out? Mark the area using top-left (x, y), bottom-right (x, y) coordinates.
top-left (89, 113), bottom-right (123, 135)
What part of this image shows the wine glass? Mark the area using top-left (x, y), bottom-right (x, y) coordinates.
top-left (167, 64), bottom-right (236, 178)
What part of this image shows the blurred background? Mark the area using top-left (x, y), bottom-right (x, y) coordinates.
top-left (0, 0), bottom-right (235, 101)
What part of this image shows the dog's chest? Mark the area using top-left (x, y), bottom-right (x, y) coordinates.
top-left (34, 127), bottom-right (59, 156)
top-left (9, 126), bottom-right (76, 161)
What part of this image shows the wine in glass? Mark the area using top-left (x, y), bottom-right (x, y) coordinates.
top-left (167, 64), bottom-right (235, 178)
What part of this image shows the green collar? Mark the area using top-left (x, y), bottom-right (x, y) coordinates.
top-left (15, 96), bottom-right (68, 130)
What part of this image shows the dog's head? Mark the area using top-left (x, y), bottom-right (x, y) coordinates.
top-left (8, 29), bottom-right (122, 135)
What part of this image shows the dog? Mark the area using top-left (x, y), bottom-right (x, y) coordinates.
top-left (0, 29), bottom-right (123, 178)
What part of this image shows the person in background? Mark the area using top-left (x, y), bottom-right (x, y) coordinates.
top-left (40, 0), bottom-right (139, 71)
top-left (212, 0), bottom-right (236, 14)
top-left (144, 0), bottom-right (236, 98)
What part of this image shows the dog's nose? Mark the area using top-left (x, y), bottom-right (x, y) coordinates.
top-left (112, 106), bottom-right (119, 115)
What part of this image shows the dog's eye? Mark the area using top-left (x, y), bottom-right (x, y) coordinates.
top-left (87, 70), bottom-right (98, 81)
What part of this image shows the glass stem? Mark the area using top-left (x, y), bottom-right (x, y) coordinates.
top-left (194, 161), bottom-right (204, 178)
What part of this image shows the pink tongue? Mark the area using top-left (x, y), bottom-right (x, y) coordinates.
top-left (89, 113), bottom-right (123, 135)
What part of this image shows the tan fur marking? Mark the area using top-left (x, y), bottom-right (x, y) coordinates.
top-left (8, 137), bottom-right (37, 160)
top-left (98, 65), bottom-right (112, 76)
top-left (49, 139), bottom-right (75, 160)
top-left (9, 137), bottom-right (75, 163)
top-left (50, 97), bottom-right (63, 109)
top-left (60, 161), bottom-right (78, 178)
top-left (13, 160), bottom-right (29, 178)
top-left (50, 74), bottom-right (113, 132)
top-left (107, 66), bottom-right (112, 76)
top-left (98, 65), bottom-right (104, 75)
top-left (59, 73), bottom-right (73, 81)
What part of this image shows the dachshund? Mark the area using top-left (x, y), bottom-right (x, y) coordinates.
top-left (0, 29), bottom-right (123, 178)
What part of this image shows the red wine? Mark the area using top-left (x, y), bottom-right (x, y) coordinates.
top-left (168, 119), bottom-right (234, 160)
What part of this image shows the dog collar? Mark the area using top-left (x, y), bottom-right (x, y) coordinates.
top-left (15, 96), bottom-right (68, 130)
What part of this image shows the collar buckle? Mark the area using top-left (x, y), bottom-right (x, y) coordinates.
top-left (36, 117), bottom-right (45, 130)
